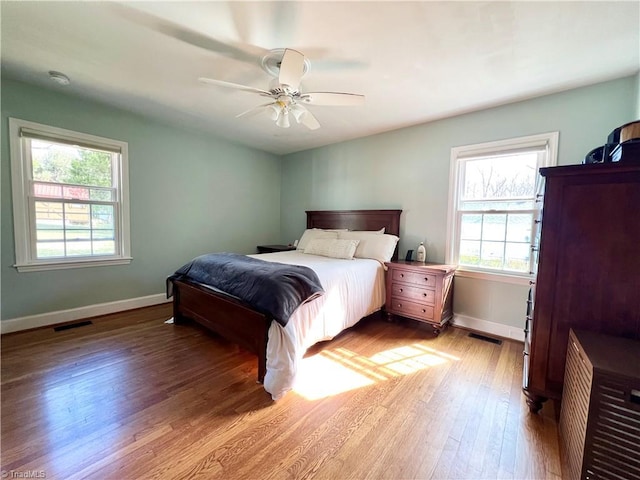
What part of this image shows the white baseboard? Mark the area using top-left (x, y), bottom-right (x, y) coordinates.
top-left (1, 293), bottom-right (171, 334)
top-left (451, 313), bottom-right (524, 343)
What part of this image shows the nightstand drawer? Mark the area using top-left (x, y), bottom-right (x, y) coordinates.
top-left (391, 283), bottom-right (435, 304)
top-left (391, 270), bottom-right (436, 287)
top-left (390, 298), bottom-right (435, 321)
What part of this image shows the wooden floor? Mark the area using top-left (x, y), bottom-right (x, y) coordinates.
top-left (1, 304), bottom-right (561, 480)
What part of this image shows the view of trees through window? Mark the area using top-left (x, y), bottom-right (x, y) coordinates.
top-left (31, 139), bottom-right (117, 259)
top-left (457, 153), bottom-right (538, 273)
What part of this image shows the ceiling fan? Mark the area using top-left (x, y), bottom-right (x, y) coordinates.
top-left (198, 48), bottom-right (365, 130)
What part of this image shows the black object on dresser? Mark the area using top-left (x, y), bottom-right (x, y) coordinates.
top-left (523, 161), bottom-right (640, 413)
top-left (256, 244), bottom-right (296, 254)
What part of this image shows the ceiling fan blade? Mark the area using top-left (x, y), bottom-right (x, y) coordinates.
top-left (110, 3), bottom-right (265, 65)
top-left (278, 49), bottom-right (306, 91)
top-left (198, 77), bottom-right (272, 96)
top-left (300, 109), bottom-right (321, 130)
top-left (289, 104), bottom-right (321, 130)
top-left (236, 102), bottom-right (277, 119)
top-left (300, 92), bottom-right (365, 106)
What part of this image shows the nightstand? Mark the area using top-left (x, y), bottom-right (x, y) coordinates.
top-left (384, 261), bottom-right (457, 335)
top-left (256, 244), bottom-right (297, 254)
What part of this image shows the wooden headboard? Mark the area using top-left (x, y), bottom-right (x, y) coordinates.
top-left (306, 209), bottom-right (402, 259)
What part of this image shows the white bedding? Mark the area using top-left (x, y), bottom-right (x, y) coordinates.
top-left (248, 251), bottom-right (386, 400)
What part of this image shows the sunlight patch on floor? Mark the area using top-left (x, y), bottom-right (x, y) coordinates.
top-left (294, 342), bottom-right (459, 400)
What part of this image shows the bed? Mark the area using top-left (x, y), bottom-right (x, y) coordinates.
top-left (169, 209), bottom-right (402, 399)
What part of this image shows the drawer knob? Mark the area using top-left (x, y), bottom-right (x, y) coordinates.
top-left (397, 303), bottom-right (402, 308)
top-left (399, 288), bottom-right (403, 292)
top-left (424, 277), bottom-right (429, 282)
top-left (422, 292), bottom-right (427, 297)
top-left (400, 273), bottom-right (404, 278)
top-left (422, 309), bottom-right (426, 313)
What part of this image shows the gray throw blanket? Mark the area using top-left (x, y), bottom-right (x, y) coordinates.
top-left (166, 253), bottom-right (324, 326)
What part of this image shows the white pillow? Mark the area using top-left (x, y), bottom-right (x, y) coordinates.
top-left (304, 238), bottom-right (360, 260)
top-left (296, 229), bottom-right (339, 251)
top-left (349, 227), bottom-right (385, 234)
top-left (337, 231), bottom-right (399, 263)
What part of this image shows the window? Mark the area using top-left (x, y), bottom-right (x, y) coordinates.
top-left (9, 118), bottom-right (131, 272)
top-left (446, 132), bottom-right (558, 284)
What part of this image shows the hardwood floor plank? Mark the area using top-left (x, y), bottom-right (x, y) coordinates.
top-left (1, 305), bottom-right (561, 479)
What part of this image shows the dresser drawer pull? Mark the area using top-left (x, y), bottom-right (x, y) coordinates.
top-left (422, 309), bottom-right (426, 313)
top-left (399, 288), bottom-right (403, 292)
top-left (422, 293), bottom-right (427, 297)
top-left (424, 277), bottom-right (429, 282)
top-left (397, 303), bottom-right (402, 308)
top-left (400, 273), bottom-right (404, 278)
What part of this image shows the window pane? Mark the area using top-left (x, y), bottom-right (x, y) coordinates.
top-left (65, 203), bottom-right (90, 227)
top-left (63, 185), bottom-right (90, 200)
top-left (33, 182), bottom-right (63, 199)
top-left (506, 214), bottom-right (533, 242)
top-left (462, 153), bottom-right (537, 201)
top-left (34, 202), bottom-right (63, 224)
top-left (31, 139), bottom-right (113, 187)
top-left (482, 214), bottom-right (506, 241)
top-left (92, 240), bottom-right (115, 255)
top-left (37, 241), bottom-right (65, 258)
top-left (460, 214), bottom-right (482, 240)
top-left (36, 228), bottom-right (64, 242)
top-left (460, 199), bottom-right (535, 211)
top-left (91, 205), bottom-right (114, 233)
top-left (480, 241), bottom-right (504, 269)
top-left (65, 228), bottom-right (91, 241)
top-left (90, 188), bottom-right (114, 201)
top-left (459, 240), bottom-right (480, 266)
top-left (505, 243), bottom-right (531, 273)
top-left (66, 241), bottom-right (92, 256)
top-left (92, 205), bottom-right (115, 255)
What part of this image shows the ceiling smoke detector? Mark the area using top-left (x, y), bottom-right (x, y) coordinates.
top-left (48, 71), bottom-right (70, 86)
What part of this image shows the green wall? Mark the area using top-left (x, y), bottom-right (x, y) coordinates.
top-left (280, 76), bottom-right (638, 330)
top-left (1, 78), bottom-right (282, 320)
top-left (2, 75), bottom-right (637, 329)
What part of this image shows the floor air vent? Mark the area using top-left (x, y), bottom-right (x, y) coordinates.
top-left (468, 332), bottom-right (503, 345)
top-left (54, 320), bottom-right (93, 332)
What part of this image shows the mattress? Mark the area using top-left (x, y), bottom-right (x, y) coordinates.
top-left (249, 251), bottom-right (386, 400)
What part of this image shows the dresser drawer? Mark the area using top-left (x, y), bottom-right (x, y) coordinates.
top-left (389, 297), bottom-right (435, 321)
top-left (391, 269), bottom-right (436, 287)
top-left (391, 283), bottom-right (435, 304)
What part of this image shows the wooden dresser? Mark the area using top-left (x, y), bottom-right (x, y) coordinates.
top-left (523, 161), bottom-right (640, 413)
top-left (384, 261), bottom-right (456, 335)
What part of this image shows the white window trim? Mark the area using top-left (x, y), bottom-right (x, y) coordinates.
top-left (445, 132), bottom-right (559, 285)
top-left (9, 118), bottom-right (132, 272)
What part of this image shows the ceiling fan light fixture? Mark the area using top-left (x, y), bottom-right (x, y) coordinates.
top-left (290, 104), bottom-right (307, 123)
top-left (276, 110), bottom-right (290, 128)
top-left (268, 104), bottom-right (280, 121)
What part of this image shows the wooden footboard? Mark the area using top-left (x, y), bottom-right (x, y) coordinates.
top-left (172, 279), bottom-right (272, 382)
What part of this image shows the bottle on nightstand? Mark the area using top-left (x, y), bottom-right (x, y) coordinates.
top-left (416, 242), bottom-right (426, 262)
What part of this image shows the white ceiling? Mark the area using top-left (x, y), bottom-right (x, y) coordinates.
top-left (2, 1), bottom-right (639, 155)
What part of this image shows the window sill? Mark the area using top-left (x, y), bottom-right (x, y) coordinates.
top-left (14, 257), bottom-right (133, 272)
top-left (454, 267), bottom-right (534, 286)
